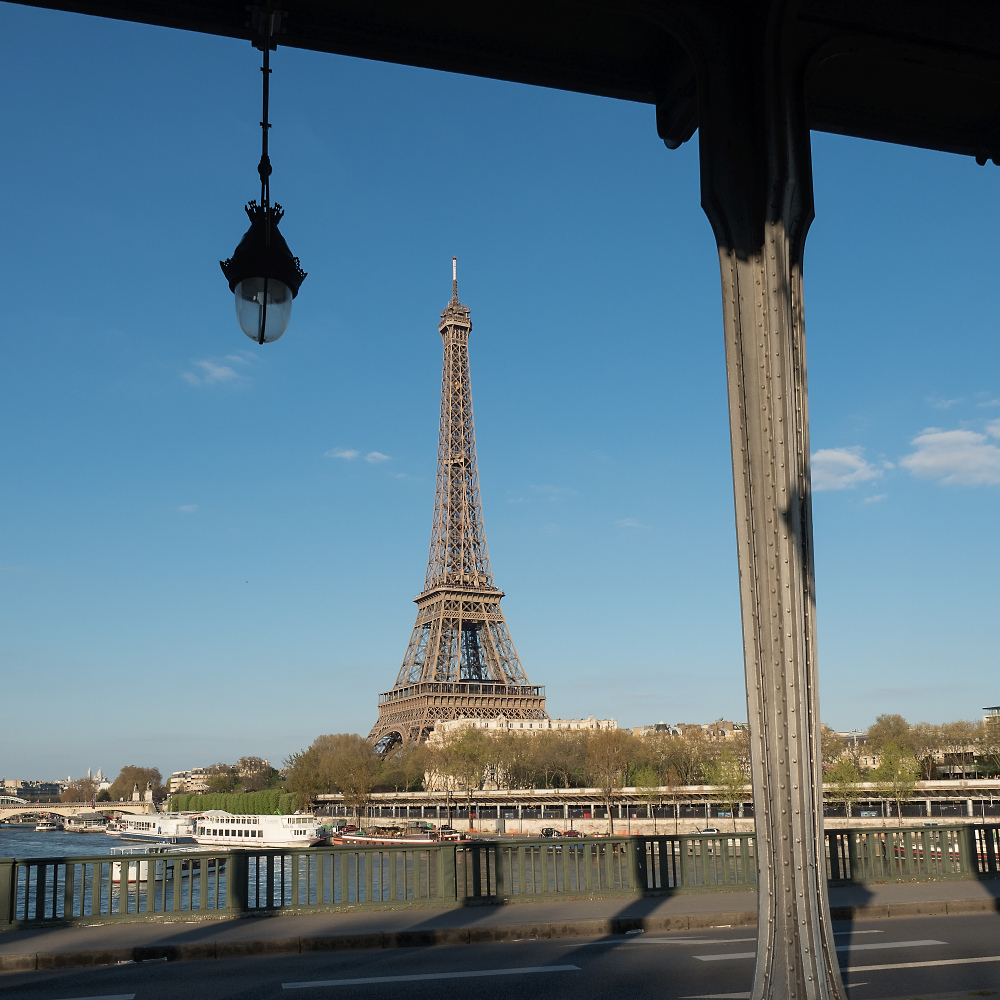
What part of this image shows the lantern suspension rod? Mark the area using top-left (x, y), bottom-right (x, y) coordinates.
top-left (258, 0), bottom-right (273, 247)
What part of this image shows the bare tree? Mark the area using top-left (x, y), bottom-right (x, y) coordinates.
top-left (237, 756), bottom-right (277, 792)
top-left (827, 758), bottom-right (862, 819)
top-left (873, 743), bottom-right (920, 827)
top-left (866, 714), bottom-right (914, 755)
top-left (61, 778), bottom-right (98, 803)
top-left (439, 729), bottom-right (489, 830)
top-left (585, 730), bottom-right (637, 835)
top-left (981, 715), bottom-right (1000, 777)
top-left (205, 763), bottom-right (238, 794)
top-left (107, 766), bottom-right (163, 802)
top-left (285, 734), bottom-right (379, 820)
top-left (704, 747), bottom-right (747, 833)
top-left (820, 725), bottom-right (845, 768)
top-left (910, 723), bottom-right (942, 780)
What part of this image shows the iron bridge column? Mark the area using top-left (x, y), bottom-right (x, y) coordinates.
top-left (680, 1), bottom-right (846, 998)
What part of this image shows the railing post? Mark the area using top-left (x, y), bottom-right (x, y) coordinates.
top-left (958, 825), bottom-right (978, 879)
top-left (470, 844), bottom-right (482, 898)
top-left (441, 844), bottom-right (457, 901)
top-left (629, 836), bottom-right (647, 894)
top-left (227, 851), bottom-right (249, 914)
top-left (984, 824), bottom-right (998, 877)
top-left (493, 843), bottom-right (507, 901)
top-left (0, 859), bottom-right (14, 926)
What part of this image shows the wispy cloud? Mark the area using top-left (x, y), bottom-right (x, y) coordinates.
top-left (324, 448), bottom-right (391, 464)
top-left (177, 504), bottom-right (199, 513)
top-left (614, 517), bottom-right (648, 529)
top-left (181, 354), bottom-right (252, 387)
top-left (927, 394), bottom-right (962, 410)
top-left (531, 484), bottom-right (576, 502)
top-left (811, 447), bottom-right (883, 491)
top-left (862, 494), bottom-right (887, 505)
top-left (899, 422), bottom-right (1000, 485)
top-left (977, 398), bottom-right (1000, 409)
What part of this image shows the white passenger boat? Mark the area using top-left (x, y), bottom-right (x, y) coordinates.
top-left (34, 820), bottom-right (62, 832)
top-left (118, 813), bottom-right (196, 844)
top-left (193, 810), bottom-right (323, 848)
top-left (109, 844), bottom-right (203, 882)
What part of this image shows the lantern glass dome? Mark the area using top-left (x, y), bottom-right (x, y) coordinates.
top-left (235, 276), bottom-right (292, 344)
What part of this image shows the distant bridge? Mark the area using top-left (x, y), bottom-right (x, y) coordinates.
top-left (0, 801), bottom-right (157, 822)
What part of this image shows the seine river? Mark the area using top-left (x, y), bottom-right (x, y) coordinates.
top-left (0, 826), bottom-right (123, 858)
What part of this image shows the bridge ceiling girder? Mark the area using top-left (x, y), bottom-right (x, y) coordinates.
top-left (11, 0), bottom-right (1000, 159)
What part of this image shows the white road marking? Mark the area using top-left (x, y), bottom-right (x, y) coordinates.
top-left (694, 938), bottom-right (945, 962)
top-left (838, 938), bottom-right (945, 952)
top-left (51, 995), bottom-right (136, 1000)
top-left (679, 994), bottom-right (751, 999)
top-left (553, 937), bottom-right (755, 948)
top-left (833, 930), bottom-right (882, 936)
top-left (632, 937), bottom-right (756, 946)
top-left (282, 966), bottom-right (580, 988)
top-left (849, 955), bottom-right (1000, 972)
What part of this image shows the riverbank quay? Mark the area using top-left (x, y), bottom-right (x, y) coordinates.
top-left (2, 878), bottom-right (999, 973)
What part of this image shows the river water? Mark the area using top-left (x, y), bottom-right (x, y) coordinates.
top-left (0, 826), bottom-right (124, 858)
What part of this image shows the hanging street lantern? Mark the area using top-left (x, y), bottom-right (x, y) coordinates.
top-left (221, 2), bottom-right (306, 344)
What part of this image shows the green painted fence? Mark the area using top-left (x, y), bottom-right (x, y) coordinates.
top-left (2, 824), bottom-right (998, 930)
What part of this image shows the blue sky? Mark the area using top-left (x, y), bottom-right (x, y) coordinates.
top-left (2, 3), bottom-right (998, 780)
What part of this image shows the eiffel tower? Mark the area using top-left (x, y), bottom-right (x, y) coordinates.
top-left (368, 260), bottom-right (548, 752)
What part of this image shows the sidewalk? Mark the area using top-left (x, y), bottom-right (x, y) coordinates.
top-left (2, 880), bottom-right (998, 973)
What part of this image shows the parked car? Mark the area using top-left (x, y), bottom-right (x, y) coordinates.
top-left (540, 827), bottom-right (562, 838)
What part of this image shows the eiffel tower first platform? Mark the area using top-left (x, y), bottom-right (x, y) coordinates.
top-left (368, 260), bottom-right (548, 753)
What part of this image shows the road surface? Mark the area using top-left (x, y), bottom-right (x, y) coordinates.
top-left (2, 913), bottom-right (999, 999)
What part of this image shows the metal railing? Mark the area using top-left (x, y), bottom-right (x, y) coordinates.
top-left (825, 824), bottom-right (1000, 884)
top-left (2, 824), bottom-right (997, 930)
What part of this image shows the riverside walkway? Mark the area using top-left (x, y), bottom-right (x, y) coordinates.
top-left (2, 879), bottom-right (999, 973)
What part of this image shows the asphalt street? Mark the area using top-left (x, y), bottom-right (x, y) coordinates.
top-left (2, 913), bottom-right (1000, 1000)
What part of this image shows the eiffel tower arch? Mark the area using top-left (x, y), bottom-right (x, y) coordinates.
top-left (368, 260), bottom-right (548, 753)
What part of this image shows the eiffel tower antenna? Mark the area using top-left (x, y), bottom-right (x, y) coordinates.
top-left (369, 261), bottom-right (548, 752)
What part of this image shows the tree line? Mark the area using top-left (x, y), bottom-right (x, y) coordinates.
top-left (826, 713), bottom-right (1000, 824)
top-left (59, 757), bottom-right (283, 805)
top-left (283, 712), bottom-right (998, 831)
top-left (61, 765), bottom-right (164, 803)
top-left (282, 727), bottom-right (765, 832)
